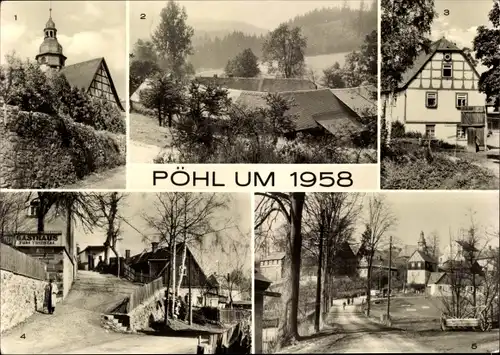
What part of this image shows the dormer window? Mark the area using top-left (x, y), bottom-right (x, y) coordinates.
top-left (442, 63), bottom-right (453, 78)
top-left (28, 199), bottom-right (40, 217)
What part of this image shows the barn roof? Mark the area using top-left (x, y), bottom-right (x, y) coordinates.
top-left (61, 57), bottom-right (124, 111)
top-left (194, 76), bottom-right (317, 92)
top-left (329, 85), bottom-right (376, 117)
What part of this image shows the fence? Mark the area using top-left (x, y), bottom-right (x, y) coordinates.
top-left (127, 276), bottom-right (163, 312)
top-left (121, 262), bottom-right (156, 284)
top-left (219, 309), bottom-right (251, 324)
top-left (0, 242), bottom-right (47, 280)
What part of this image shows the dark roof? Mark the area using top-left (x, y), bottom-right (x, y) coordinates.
top-left (78, 245), bottom-right (106, 254)
top-left (391, 37), bottom-right (480, 92)
top-left (427, 272), bottom-right (446, 284)
top-left (397, 245), bottom-right (418, 259)
top-left (329, 85), bottom-right (377, 117)
top-left (195, 76), bottom-right (317, 92)
top-left (61, 57), bottom-right (124, 111)
top-left (411, 250), bottom-right (438, 264)
top-left (279, 89), bottom-right (362, 132)
top-left (261, 252), bottom-right (286, 262)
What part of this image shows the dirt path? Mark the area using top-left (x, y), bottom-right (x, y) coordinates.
top-left (62, 166), bottom-right (126, 189)
top-left (0, 271), bottom-right (196, 354)
top-left (129, 140), bottom-right (162, 164)
top-left (282, 304), bottom-right (436, 353)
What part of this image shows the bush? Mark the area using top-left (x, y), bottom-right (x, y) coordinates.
top-left (391, 121), bottom-right (405, 138)
top-left (2, 106), bottom-right (125, 188)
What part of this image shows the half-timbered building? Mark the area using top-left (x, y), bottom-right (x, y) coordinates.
top-left (35, 11), bottom-right (124, 111)
top-left (383, 37), bottom-right (487, 148)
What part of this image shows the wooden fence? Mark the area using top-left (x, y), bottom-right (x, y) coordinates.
top-left (0, 242), bottom-right (47, 280)
top-left (121, 262), bottom-right (156, 284)
top-left (219, 309), bottom-right (251, 324)
top-left (127, 277), bottom-right (163, 312)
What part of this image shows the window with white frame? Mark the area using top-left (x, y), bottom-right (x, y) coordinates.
top-left (456, 93), bottom-right (468, 108)
top-left (457, 125), bottom-right (467, 139)
top-left (442, 63), bottom-right (453, 78)
top-left (426, 92), bottom-right (438, 108)
top-left (28, 199), bottom-right (39, 217)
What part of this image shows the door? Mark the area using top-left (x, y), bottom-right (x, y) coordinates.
top-left (467, 127), bottom-right (476, 149)
top-left (476, 127), bottom-right (485, 147)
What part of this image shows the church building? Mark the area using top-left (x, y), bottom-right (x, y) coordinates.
top-left (406, 231), bottom-right (438, 287)
top-left (383, 37), bottom-right (487, 149)
top-left (35, 9), bottom-right (124, 111)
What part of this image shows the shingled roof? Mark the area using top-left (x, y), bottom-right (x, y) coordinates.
top-left (388, 37), bottom-right (480, 92)
top-left (330, 85), bottom-right (377, 117)
top-left (61, 57), bottom-right (124, 111)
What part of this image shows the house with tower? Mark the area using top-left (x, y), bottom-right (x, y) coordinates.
top-left (35, 8), bottom-right (124, 111)
top-left (383, 37), bottom-right (488, 149)
top-left (406, 231), bottom-right (438, 289)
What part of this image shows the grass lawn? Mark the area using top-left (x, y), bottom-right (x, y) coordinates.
top-left (129, 112), bottom-right (174, 148)
top-left (370, 296), bottom-right (443, 331)
top-left (405, 329), bottom-right (500, 353)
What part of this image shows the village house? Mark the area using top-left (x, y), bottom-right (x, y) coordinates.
top-left (0, 197), bottom-right (77, 300)
top-left (259, 252), bottom-right (286, 283)
top-left (126, 242), bottom-right (222, 308)
top-left (383, 37), bottom-right (488, 149)
top-left (357, 251), bottom-right (398, 281)
top-left (406, 232), bottom-right (439, 288)
top-left (77, 244), bottom-right (109, 271)
top-left (35, 9), bottom-right (124, 111)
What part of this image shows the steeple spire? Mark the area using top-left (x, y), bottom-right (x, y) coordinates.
top-left (36, 2), bottom-right (66, 70)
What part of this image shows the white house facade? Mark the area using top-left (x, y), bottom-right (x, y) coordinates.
top-left (383, 37), bottom-right (487, 147)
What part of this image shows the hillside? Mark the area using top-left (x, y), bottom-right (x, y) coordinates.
top-left (189, 4), bottom-right (376, 71)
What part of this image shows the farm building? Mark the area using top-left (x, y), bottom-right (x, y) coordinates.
top-left (382, 37), bottom-right (487, 149)
top-left (35, 10), bottom-right (124, 111)
top-left (406, 232), bottom-right (439, 287)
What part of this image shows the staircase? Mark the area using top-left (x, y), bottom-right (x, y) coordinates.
top-left (65, 270), bottom-right (141, 314)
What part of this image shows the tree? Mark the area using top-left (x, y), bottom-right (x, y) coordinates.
top-left (173, 82), bottom-right (231, 160)
top-left (225, 48), bottom-right (260, 78)
top-left (94, 193), bottom-right (126, 275)
top-left (254, 192), bottom-right (306, 340)
top-left (303, 193), bottom-right (363, 331)
top-left (356, 30), bottom-right (378, 86)
top-left (473, 0), bottom-right (500, 107)
top-left (152, 0), bottom-right (194, 80)
top-left (381, 0), bottom-right (436, 93)
top-left (259, 93), bottom-right (296, 145)
top-left (322, 62), bottom-right (346, 88)
top-left (143, 193), bottom-right (231, 318)
top-left (139, 73), bottom-right (184, 127)
top-left (129, 39), bottom-right (161, 96)
top-left (426, 231), bottom-right (440, 260)
top-left (358, 194), bottom-right (398, 316)
top-left (263, 24), bottom-right (307, 78)
top-left (0, 53), bottom-right (56, 114)
top-left (0, 193), bottom-right (25, 239)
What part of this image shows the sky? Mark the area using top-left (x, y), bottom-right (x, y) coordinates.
top-left (0, 1), bottom-right (126, 100)
top-left (257, 192), bottom-right (499, 257)
top-left (129, 0), bottom-right (370, 46)
top-left (74, 193), bottom-right (252, 276)
top-left (430, 0), bottom-right (495, 73)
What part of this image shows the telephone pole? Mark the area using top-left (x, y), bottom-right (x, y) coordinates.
top-left (386, 235), bottom-right (393, 322)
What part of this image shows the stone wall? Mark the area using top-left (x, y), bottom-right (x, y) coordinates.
top-left (0, 105), bottom-right (126, 188)
top-left (128, 287), bottom-right (167, 332)
top-left (0, 270), bottom-right (47, 333)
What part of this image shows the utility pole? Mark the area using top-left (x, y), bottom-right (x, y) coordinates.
top-left (386, 235), bottom-right (393, 322)
top-left (314, 208), bottom-right (325, 333)
top-left (188, 254), bottom-right (192, 325)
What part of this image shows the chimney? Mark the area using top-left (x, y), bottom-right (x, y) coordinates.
top-left (151, 242), bottom-right (159, 253)
top-left (125, 249), bottom-right (131, 260)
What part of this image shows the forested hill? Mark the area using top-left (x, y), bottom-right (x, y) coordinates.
top-left (189, 3), bottom-right (377, 70)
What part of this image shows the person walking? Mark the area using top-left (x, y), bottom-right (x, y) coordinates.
top-left (46, 279), bottom-right (59, 314)
top-left (343, 301), bottom-right (346, 310)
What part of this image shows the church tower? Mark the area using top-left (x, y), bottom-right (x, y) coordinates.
top-left (417, 231), bottom-right (427, 252)
top-left (35, 7), bottom-right (66, 70)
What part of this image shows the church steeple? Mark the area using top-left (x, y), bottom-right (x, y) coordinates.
top-left (418, 231), bottom-right (427, 252)
top-left (35, 5), bottom-right (67, 70)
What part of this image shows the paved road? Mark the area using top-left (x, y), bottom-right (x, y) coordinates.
top-left (283, 303), bottom-right (436, 353)
top-left (0, 271), bottom-right (196, 354)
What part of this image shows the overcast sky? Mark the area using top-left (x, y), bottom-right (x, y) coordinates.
top-left (258, 192), bottom-right (499, 255)
top-left (431, 0), bottom-right (495, 67)
top-left (129, 0), bottom-right (370, 45)
top-left (0, 1), bottom-right (126, 100)
top-left (75, 193), bottom-right (252, 276)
